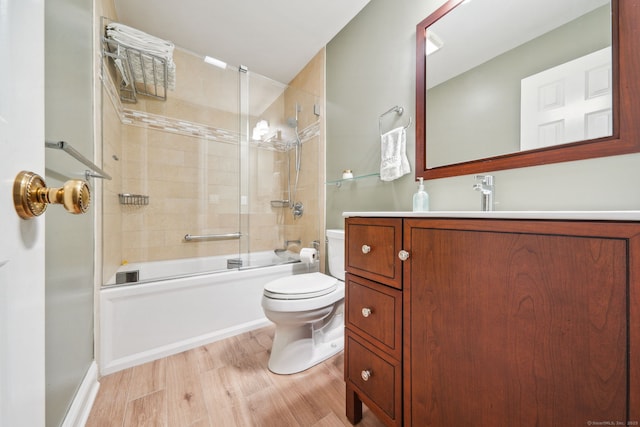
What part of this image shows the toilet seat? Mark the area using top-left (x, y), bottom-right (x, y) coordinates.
top-left (264, 272), bottom-right (338, 300)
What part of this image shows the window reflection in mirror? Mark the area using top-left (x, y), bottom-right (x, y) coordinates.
top-left (425, 0), bottom-right (612, 169)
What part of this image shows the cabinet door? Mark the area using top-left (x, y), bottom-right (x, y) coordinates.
top-left (405, 222), bottom-right (629, 426)
top-left (345, 217), bottom-right (403, 289)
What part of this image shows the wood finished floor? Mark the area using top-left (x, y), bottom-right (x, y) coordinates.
top-left (86, 325), bottom-right (385, 427)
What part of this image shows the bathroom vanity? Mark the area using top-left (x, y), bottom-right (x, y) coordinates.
top-left (344, 212), bottom-right (640, 427)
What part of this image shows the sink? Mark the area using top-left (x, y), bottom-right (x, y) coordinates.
top-left (342, 210), bottom-right (640, 221)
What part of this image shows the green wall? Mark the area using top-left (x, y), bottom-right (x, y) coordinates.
top-left (45, 0), bottom-right (95, 425)
top-left (326, 0), bottom-right (439, 228)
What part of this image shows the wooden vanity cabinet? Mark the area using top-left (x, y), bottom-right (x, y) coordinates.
top-left (345, 216), bottom-right (640, 427)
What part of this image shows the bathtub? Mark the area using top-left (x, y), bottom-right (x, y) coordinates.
top-left (99, 251), bottom-right (315, 375)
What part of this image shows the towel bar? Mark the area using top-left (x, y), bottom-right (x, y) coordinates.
top-left (184, 232), bottom-right (243, 242)
top-left (379, 105), bottom-right (412, 136)
top-left (45, 140), bottom-right (112, 181)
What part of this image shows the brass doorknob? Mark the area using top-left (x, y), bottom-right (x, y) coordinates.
top-left (13, 171), bottom-right (91, 219)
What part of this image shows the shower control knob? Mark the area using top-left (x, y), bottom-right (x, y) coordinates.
top-left (361, 307), bottom-right (372, 318)
top-left (361, 244), bottom-right (371, 254)
top-left (361, 369), bottom-right (372, 382)
top-left (398, 250), bottom-right (410, 261)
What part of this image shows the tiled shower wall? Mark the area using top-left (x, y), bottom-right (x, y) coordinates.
top-left (101, 36), bottom-right (325, 283)
top-left (282, 51), bottom-right (325, 265)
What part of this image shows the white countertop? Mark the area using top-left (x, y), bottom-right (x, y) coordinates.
top-left (342, 211), bottom-right (640, 221)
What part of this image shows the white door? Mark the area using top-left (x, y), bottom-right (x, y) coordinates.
top-left (0, 1), bottom-right (46, 426)
top-left (521, 47), bottom-right (612, 150)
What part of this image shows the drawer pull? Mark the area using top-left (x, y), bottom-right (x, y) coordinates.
top-left (361, 307), bottom-right (372, 317)
top-left (361, 244), bottom-right (371, 254)
top-left (398, 249), bottom-right (410, 261)
top-left (361, 369), bottom-right (372, 381)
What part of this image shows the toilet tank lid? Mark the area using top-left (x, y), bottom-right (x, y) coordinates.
top-left (264, 272), bottom-right (337, 296)
top-left (326, 229), bottom-right (344, 239)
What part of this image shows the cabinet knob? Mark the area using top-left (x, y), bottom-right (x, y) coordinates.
top-left (361, 369), bottom-right (372, 381)
top-left (361, 244), bottom-right (371, 254)
top-left (361, 307), bottom-right (372, 317)
top-left (398, 250), bottom-right (410, 261)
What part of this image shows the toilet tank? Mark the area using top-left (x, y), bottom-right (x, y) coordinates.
top-left (326, 229), bottom-right (345, 281)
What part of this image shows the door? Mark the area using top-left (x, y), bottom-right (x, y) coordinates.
top-left (520, 47), bottom-right (612, 150)
top-left (0, 1), bottom-right (46, 426)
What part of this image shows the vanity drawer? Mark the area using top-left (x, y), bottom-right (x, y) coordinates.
top-left (345, 274), bottom-right (402, 359)
top-left (345, 217), bottom-right (403, 289)
top-left (345, 332), bottom-right (401, 425)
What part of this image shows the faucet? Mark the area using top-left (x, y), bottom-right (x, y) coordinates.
top-left (473, 175), bottom-right (495, 212)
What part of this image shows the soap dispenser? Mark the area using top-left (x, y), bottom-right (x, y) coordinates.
top-left (413, 177), bottom-right (429, 212)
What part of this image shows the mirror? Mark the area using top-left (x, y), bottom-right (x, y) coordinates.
top-left (426, 0), bottom-right (612, 168)
top-left (416, 0), bottom-right (640, 180)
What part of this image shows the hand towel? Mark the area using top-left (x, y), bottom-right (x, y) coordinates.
top-left (380, 126), bottom-right (411, 181)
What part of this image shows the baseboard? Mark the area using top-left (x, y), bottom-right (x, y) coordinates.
top-left (62, 361), bottom-right (100, 427)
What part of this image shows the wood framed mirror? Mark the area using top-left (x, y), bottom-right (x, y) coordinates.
top-left (416, 0), bottom-right (640, 180)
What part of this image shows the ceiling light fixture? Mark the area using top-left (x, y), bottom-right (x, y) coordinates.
top-left (204, 55), bottom-right (227, 69)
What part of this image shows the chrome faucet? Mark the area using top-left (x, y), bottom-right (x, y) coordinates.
top-left (473, 175), bottom-right (495, 212)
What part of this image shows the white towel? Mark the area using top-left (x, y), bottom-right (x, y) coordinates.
top-left (380, 126), bottom-right (411, 181)
top-left (106, 23), bottom-right (176, 91)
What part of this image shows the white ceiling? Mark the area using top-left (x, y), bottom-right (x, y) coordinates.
top-left (113, 0), bottom-right (371, 84)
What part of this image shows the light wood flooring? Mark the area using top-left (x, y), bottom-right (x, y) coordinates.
top-left (86, 326), bottom-right (385, 427)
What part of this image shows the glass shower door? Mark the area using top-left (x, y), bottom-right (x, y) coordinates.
top-left (101, 43), bottom-right (322, 283)
top-left (101, 48), bottom-right (245, 283)
top-left (242, 71), bottom-right (322, 270)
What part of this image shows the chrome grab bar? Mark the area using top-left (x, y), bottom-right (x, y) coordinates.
top-left (45, 140), bottom-right (112, 181)
top-left (184, 232), bottom-right (243, 242)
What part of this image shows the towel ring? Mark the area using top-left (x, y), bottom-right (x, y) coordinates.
top-left (379, 105), bottom-right (412, 136)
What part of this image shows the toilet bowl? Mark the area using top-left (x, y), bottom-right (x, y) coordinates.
top-left (261, 229), bottom-right (345, 374)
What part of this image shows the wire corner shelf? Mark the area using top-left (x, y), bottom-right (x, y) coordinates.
top-left (119, 193), bottom-right (149, 206)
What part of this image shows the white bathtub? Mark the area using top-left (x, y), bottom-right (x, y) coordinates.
top-left (99, 251), bottom-right (315, 375)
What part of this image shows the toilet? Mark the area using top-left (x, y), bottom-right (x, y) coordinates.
top-left (261, 229), bottom-right (345, 374)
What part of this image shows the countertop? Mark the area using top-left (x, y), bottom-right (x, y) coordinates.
top-left (342, 211), bottom-right (640, 221)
